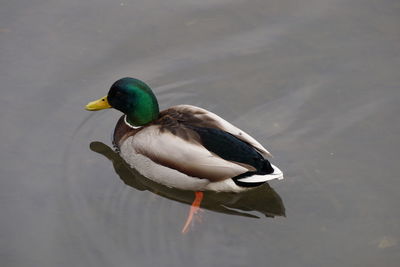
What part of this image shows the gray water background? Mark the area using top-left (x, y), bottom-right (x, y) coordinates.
top-left (1, 0), bottom-right (399, 266)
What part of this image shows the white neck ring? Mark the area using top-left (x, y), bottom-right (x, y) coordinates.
top-left (124, 115), bottom-right (142, 129)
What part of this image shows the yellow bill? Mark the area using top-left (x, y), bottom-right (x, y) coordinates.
top-left (85, 95), bottom-right (112, 111)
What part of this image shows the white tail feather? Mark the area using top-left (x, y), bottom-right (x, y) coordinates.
top-left (236, 164), bottom-right (284, 183)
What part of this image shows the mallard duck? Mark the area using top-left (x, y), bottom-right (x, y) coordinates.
top-left (86, 77), bottom-right (283, 192)
top-left (86, 77), bottom-right (283, 231)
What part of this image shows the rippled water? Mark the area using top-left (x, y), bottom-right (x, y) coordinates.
top-left (1, 0), bottom-right (400, 266)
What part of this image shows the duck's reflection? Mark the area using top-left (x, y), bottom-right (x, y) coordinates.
top-left (90, 141), bottom-right (285, 222)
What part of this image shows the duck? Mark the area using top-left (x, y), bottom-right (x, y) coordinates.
top-left (85, 77), bottom-right (283, 232)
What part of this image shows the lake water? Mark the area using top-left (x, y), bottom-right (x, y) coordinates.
top-left (1, 0), bottom-right (399, 266)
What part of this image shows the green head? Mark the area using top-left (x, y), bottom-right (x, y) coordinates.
top-left (85, 77), bottom-right (160, 126)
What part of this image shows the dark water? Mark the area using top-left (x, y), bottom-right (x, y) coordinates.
top-left (1, 0), bottom-right (400, 266)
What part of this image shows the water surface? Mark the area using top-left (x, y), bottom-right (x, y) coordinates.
top-left (1, 0), bottom-right (399, 266)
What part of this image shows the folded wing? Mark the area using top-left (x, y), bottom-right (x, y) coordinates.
top-left (131, 125), bottom-right (251, 182)
top-left (166, 105), bottom-right (272, 157)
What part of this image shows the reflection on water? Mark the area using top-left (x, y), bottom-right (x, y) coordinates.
top-left (90, 141), bottom-right (285, 222)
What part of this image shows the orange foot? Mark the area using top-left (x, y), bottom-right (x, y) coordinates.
top-left (181, 191), bottom-right (204, 234)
